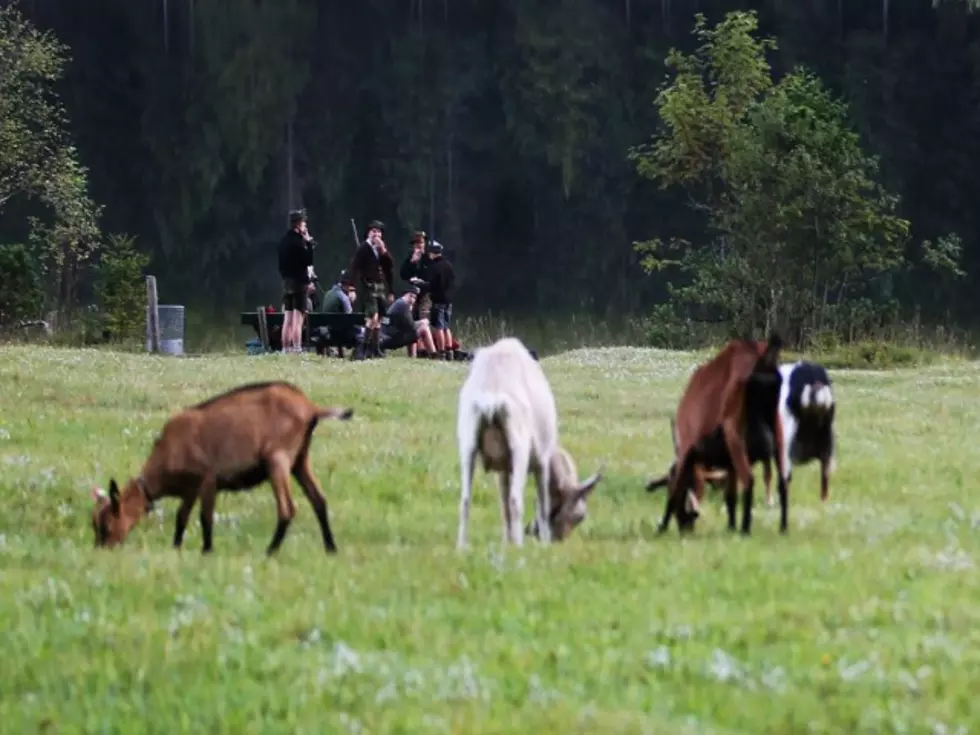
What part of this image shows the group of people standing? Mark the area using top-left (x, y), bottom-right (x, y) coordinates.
top-left (276, 210), bottom-right (457, 360)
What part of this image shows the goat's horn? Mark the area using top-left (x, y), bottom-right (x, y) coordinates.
top-left (669, 417), bottom-right (678, 454)
top-left (574, 466), bottom-right (604, 501)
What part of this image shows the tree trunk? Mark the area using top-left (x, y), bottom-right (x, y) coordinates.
top-left (286, 120), bottom-right (295, 218)
top-left (163, 0), bottom-right (170, 53)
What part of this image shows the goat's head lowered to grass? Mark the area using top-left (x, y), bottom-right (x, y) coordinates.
top-left (90, 478), bottom-right (153, 548)
top-left (526, 447), bottom-right (603, 541)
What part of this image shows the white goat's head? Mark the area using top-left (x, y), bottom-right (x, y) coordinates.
top-left (526, 447), bottom-right (603, 541)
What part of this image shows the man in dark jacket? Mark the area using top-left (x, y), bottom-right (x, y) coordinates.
top-left (426, 240), bottom-right (456, 360)
top-left (349, 219), bottom-right (394, 359)
top-left (277, 209), bottom-right (316, 352)
top-left (400, 230), bottom-right (431, 321)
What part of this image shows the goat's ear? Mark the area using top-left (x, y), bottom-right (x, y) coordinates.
top-left (108, 479), bottom-right (121, 514)
top-left (574, 466), bottom-right (604, 502)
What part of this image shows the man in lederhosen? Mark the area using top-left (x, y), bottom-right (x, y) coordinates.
top-left (277, 209), bottom-right (316, 353)
top-left (349, 219), bottom-right (394, 359)
top-left (400, 229), bottom-right (431, 322)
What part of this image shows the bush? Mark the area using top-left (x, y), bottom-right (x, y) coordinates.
top-left (94, 233), bottom-right (150, 342)
top-left (803, 341), bottom-right (939, 370)
top-left (634, 303), bottom-right (726, 351)
top-left (0, 243), bottom-right (44, 329)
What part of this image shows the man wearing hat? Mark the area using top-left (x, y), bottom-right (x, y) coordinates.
top-left (277, 208), bottom-right (316, 353)
top-left (349, 219), bottom-right (395, 359)
top-left (426, 239), bottom-right (456, 360)
top-left (400, 229), bottom-right (431, 322)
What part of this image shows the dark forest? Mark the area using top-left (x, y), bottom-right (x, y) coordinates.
top-left (2, 0), bottom-right (980, 348)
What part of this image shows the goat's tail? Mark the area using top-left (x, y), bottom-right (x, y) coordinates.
top-left (646, 468), bottom-right (673, 493)
top-left (317, 406), bottom-right (355, 421)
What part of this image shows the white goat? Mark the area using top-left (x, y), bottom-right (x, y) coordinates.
top-left (455, 337), bottom-right (603, 548)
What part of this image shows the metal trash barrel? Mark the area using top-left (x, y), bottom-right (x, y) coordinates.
top-left (151, 304), bottom-right (185, 356)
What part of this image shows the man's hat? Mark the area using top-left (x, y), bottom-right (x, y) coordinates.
top-left (365, 220), bottom-right (385, 236)
top-left (404, 285), bottom-right (421, 297)
top-left (427, 240), bottom-right (443, 254)
top-left (289, 208), bottom-right (307, 224)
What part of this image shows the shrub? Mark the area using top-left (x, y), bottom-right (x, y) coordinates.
top-left (0, 243), bottom-right (44, 329)
top-left (94, 233), bottom-right (150, 342)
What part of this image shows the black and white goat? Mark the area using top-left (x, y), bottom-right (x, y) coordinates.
top-left (772, 359), bottom-right (837, 504)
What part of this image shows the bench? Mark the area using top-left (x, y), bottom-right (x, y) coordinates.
top-left (241, 311), bottom-right (366, 356)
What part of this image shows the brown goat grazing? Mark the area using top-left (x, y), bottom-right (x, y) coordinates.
top-left (91, 381), bottom-right (354, 555)
top-left (649, 334), bottom-right (787, 536)
top-left (646, 417), bottom-right (774, 502)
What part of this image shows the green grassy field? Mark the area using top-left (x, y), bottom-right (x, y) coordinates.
top-left (1, 344), bottom-right (978, 733)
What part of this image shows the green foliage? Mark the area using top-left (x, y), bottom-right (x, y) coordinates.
top-left (0, 2), bottom-right (68, 209)
top-left (629, 11), bottom-right (911, 344)
top-left (0, 243), bottom-right (43, 327)
top-left (921, 233), bottom-right (966, 280)
top-left (3, 0), bottom-right (980, 328)
top-left (802, 341), bottom-right (939, 370)
top-left (0, 3), bottom-right (101, 312)
top-left (94, 233), bottom-right (150, 342)
top-left (633, 302), bottom-right (721, 350)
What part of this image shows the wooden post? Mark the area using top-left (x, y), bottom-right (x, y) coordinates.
top-left (256, 306), bottom-right (270, 352)
top-left (146, 276), bottom-right (160, 353)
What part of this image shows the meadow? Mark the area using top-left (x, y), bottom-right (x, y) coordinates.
top-left (1, 342), bottom-right (979, 733)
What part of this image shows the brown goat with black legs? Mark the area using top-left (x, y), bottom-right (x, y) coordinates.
top-left (646, 417), bottom-right (774, 502)
top-left (649, 334), bottom-right (788, 536)
top-left (649, 358), bottom-right (838, 516)
top-left (91, 381), bottom-right (354, 555)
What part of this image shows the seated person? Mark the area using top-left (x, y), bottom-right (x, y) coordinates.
top-left (311, 270), bottom-right (365, 357)
top-left (381, 287), bottom-right (438, 358)
top-left (321, 270), bottom-right (355, 314)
